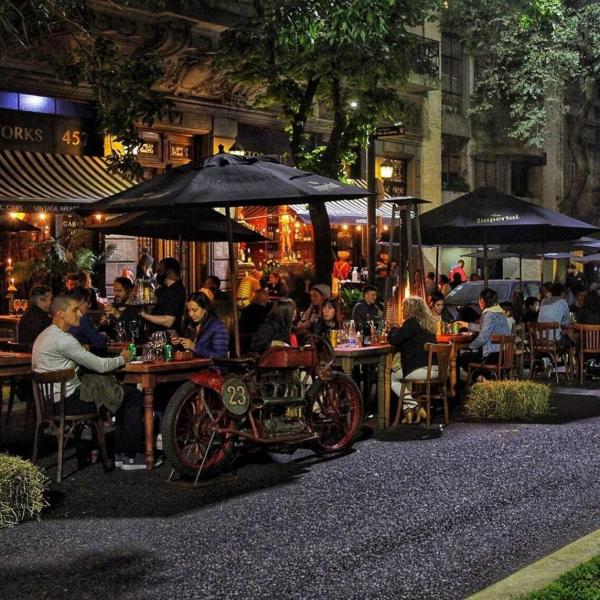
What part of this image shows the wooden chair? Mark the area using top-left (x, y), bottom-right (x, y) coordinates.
top-left (392, 343), bottom-right (451, 429)
top-left (527, 322), bottom-right (570, 383)
top-left (31, 369), bottom-right (110, 482)
top-left (466, 334), bottom-right (516, 385)
top-left (573, 324), bottom-right (600, 385)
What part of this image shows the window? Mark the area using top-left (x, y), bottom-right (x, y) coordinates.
top-left (475, 158), bottom-right (496, 189)
top-left (442, 36), bottom-right (462, 113)
top-left (382, 158), bottom-right (408, 196)
top-left (442, 135), bottom-right (465, 190)
top-left (0, 91), bottom-right (94, 118)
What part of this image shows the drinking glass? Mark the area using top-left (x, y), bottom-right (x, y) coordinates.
top-left (115, 321), bottom-right (127, 343)
top-left (12, 298), bottom-right (20, 314)
top-left (142, 343), bottom-right (157, 362)
top-left (19, 299), bottom-right (28, 312)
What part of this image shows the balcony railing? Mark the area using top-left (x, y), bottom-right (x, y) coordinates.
top-left (409, 34), bottom-right (440, 79)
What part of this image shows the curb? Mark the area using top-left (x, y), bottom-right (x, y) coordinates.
top-left (467, 528), bottom-right (600, 599)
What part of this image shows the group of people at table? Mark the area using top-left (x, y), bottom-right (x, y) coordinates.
top-left (6, 253), bottom-right (597, 470)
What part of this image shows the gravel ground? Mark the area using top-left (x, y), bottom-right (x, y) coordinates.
top-left (1, 403), bottom-right (600, 600)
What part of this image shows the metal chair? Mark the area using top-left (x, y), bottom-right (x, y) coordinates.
top-left (573, 324), bottom-right (600, 385)
top-left (528, 322), bottom-right (570, 383)
top-left (392, 343), bottom-right (451, 429)
top-left (466, 334), bottom-right (516, 385)
top-left (32, 369), bottom-right (110, 482)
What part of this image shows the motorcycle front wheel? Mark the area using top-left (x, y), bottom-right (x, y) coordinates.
top-left (163, 381), bottom-right (237, 479)
top-left (308, 372), bottom-right (363, 453)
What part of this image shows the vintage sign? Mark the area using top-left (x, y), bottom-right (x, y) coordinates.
top-left (374, 125), bottom-right (406, 138)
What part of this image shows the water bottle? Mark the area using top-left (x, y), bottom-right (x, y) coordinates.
top-left (348, 320), bottom-right (356, 347)
top-left (351, 267), bottom-right (359, 283)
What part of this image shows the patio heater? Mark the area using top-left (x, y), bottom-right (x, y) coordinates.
top-left (383, 197), bottom-right (430, 324)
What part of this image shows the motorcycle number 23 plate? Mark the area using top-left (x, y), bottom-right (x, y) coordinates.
top-left (221, 377), bottom-right (251, 415)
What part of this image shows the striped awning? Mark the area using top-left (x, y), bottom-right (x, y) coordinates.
top-left (240, 179), bottom-right (394, 225)
top-left (0, 149), bottom-right (134, 213)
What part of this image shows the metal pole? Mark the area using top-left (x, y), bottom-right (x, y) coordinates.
top-left (413, 201), bottom-right (427, 298)
top-left (483, 242), bottom-right (489, 288)
top-left (384, 204), bottom-right (397, 309)
top-left (367, 133), bottom-right (377, 283)
top-left (519, 254), bottom-right (523, 292)
top-left (435, 246), bottom-right (440, 293)
top-left (225, 205), bottom-right (240, 357)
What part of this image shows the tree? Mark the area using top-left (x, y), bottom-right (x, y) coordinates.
top-left (442, 0), bottom-right (600, 218)
top-left (217, 0), bottom-right (438, 283)
top-left (0, 0), bottom-right (170, 178)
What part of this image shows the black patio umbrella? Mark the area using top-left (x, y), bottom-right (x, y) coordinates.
top-left (420, 188), bottom-right (599, 285)
top-left (85, 207), bottom-right (267, 243)
top-left (0, 211), bottom-right (40, 232)
top-left (80, 152), bottom-right (372, 355)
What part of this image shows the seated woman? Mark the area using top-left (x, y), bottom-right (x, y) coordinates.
top-left (575, 289), bottom-right (600, 325)
top-left (250, 298), bottom-right (297, 353)
top-left (429, 291), bottom-right (453, 325)
top-left (310, 298), bottom-right (342, 337)
top-left (266, 272), bottom-right (289, 297)
top-left (388, 297), bottom-right (437, 424)
top-left (456, 287), bottom-right (511, 378)
top-left (172, 291), bottom-right (229, 359)
top-left (521, 296), bottom-right (539, 324)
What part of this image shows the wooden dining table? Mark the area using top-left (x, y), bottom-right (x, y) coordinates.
top-left (0, 351), bottom-right (32, 437)
top-left (333, 343), bottom-right (394, 429)
top-left (436, 333), bottom-right (474, 397)
top-left (122, 357), bottom-right (212, 470)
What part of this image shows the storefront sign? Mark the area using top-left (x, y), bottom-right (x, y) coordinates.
top-left (375, 125), bottom-right (406, 138)
top-left (0, 109), bottom-right (98, 155)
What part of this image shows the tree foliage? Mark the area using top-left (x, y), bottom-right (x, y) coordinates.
top-left (442, 0), bottom-right (600, 216)
top-left (217, 0), bottom-right (438, 282)
top-left (0, 0), bottom-right (170, 179)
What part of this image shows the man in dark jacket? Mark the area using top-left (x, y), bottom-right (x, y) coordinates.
top-left (17, 285), bottom-right (53, 345)
top-left (351, 285), bottom-right (382, 330)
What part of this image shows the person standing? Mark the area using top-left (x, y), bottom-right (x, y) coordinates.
top-left (448, 260), bottom-right (467, 283)
top-left (141, 258), bottom-right (186, 334)
top-left (17, 286), bottom-right (53, 345)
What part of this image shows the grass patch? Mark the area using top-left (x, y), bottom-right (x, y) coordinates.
top-left (465, 380), bottom-right (550, 421)
top-left (519, 554), bottom-right (600, 599)
top-left (0, 453), bottom-right (48, 528)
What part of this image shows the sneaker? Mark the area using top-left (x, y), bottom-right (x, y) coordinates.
top-left (156, 433), bottom-right (163, 451)
top-left (114, 453), bottom-right (124, 468)
top-left (120, 453), bottom-right (164, 470)
top-left (541, 357), bottom-right (553, 379)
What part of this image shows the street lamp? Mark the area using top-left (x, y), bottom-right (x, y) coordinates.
top-left (380, 159), bottom-right (394, 180)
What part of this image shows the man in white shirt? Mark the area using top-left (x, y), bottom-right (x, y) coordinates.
top-left (32, 295), bottom-right (148, 470)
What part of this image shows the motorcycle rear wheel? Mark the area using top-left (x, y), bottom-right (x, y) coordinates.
top-left (163, 381), bottom-right (237, 479)
top-left (309, 372), bottom-right (363, 452)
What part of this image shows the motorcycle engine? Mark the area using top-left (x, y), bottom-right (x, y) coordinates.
top-left (258, 370), bottom-right (310, 436)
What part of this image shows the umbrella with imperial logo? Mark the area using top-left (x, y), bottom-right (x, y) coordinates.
top-left (419, 188), bottom-right (598, 285)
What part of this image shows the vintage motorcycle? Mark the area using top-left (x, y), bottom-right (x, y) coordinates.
top-left (162, 335), bottom-right (363, 481)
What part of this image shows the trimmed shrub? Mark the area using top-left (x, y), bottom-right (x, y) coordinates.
top-left (465, 380), bottom-right (551, 421)
top-left (0, 454), bottom-right (47, 528)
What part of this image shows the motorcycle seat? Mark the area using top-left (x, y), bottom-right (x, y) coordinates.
top-left (213, 356), bottom-right (257, 370)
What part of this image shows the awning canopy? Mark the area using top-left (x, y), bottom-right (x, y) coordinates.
top-left (240, 179), bottom-right (392, 225)
top-left (0, 149), bottom-right (134, 213)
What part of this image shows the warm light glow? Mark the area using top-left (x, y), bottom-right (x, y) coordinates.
top-left (7, 258), bottom-right (11, 266)
top-left (9, 212), bottom-right (26, 220)
top-left (380, 159), bottom-right (394, 179)
top-left (355, 225), bottom-right (362, 231)
top-left (94, 213), bottom-right (103, 222)
top-left (405, 280), bottom-right (411, 298)
top-left (349, 100), bottom-right (359, 109)
top-left (342, 224), bottom-right (349, 231)
top-left (383, 225), bottom-right (389, 231)
top-left (37, 212), bottom-right (47, 221)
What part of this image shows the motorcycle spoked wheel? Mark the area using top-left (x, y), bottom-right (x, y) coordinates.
top-left (308, 372), bottom-right (363, 453)
top-left (163, 381), bottom-right (237, 479)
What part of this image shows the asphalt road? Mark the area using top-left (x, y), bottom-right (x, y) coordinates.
top-left (1, 411), bottom-right (599, 600)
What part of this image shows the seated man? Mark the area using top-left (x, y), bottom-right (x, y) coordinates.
top-left (203, 275), bottom-right (229, 301)
top-left (351, 284), bottom-right (382, 331)
top-left (32, 295), bottom-right (151, 470)
top-left (102, 276), bottom-right (141, 339)
top-left (67, 288), bottom-right (108, 351)
top-left (17, 285), bottom-right (53, 345)
top-left (538, 283), bottom-right (571, 349)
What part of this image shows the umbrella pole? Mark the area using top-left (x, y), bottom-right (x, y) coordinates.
top-left (225, 205), bottom-right (241, 357)
top-left (435, 246), bottom-right (440, 293)
top-left (519, 254), bottom-right (523, 292)
top-left (483, 242), bottom-right (489, 288)
top-left (540, 255), bottom-right (544, 284)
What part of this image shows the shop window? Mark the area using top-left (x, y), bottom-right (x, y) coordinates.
top-left (475, 158), bottom-right (496, 189)
top-left (442, 36), bottom-right (462, 113)
top-left (382, 158), bottom-right (408, 196)
top-left (0, 90), bottom-right (94, 118)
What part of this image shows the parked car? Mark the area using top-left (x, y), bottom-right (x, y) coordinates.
top-left (444, 280), bottom-right (540, 320)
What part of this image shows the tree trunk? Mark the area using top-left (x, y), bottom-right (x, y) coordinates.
top-left (561, 85), bottom-right (592, 217)
top-left (308, 203), bottom-right (333, 285)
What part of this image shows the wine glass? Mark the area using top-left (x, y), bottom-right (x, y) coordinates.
top-left (12, 298), bottom-right (20, 314)
top-left (19, 299), bottom-right (27, 313)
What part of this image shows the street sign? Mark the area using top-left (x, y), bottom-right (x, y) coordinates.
top-left (374, 125), bottom-right (405, 138)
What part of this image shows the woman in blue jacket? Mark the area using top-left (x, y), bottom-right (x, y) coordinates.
top-left (172, 291), bottom-right (229, 359)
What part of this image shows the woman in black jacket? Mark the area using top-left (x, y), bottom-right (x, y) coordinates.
top-left (250, 299), bottom-right (297, 353)
top-left (388, 296), bottom-right (437, 424)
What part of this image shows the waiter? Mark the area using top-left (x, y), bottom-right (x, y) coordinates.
top-left (140, 257), bottom-right (186, 333)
